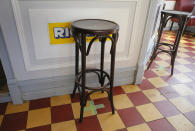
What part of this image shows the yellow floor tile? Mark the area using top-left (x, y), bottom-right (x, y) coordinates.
top-left (180, 43), bottom-right (188, 47)
top-left (152, 69), bottom-right (169, 76)
top-left (180, 39), bottom-right (189, 44)
top-left (90, 91), bottom-right (108, 100)
top-left (176, 59), bottom-right (190, 65)
top-left (155, 61), bottom-right (170, 67)
top-left (178, 47), bottom-right (189, 52)
top-left (172, 84), bottom-right (194, 96)
top-left (161, 40), bottom-right (172, 45)
top-left (71, 101), bottom-right (94, 119)
top-left (174, 73), bottom-right (193, 83)
top-left (167, 114), bottom-right (195, 131)
top-left (121, 85), bottom-right (141, 93)
top-left (148, 77), bottom-right (168, 88)
top-left (51, 120), bottom-right (76, 131)
top-left (127, 123), bottom-right (151, 131)
top-left (170, 97), bottom-right (195, 113)
top-left (136, 103), bottom-right (163, 122)
top-left (177, 53), bottom-right (189, 58)
top-left (175, 65), bottom-right (191, 73)
top-left (5, 102), bottom-right (29, 114)
top-left (113, 94), bottom-right (134, 110)
top-left (97, 112), bottom-right (125, 131)
top-left (143, 89), bottom-right (166, 102)
top-left (158, 54), bottom-right (170, 60)
top-left (27, 107), bottom-right (51, 129)
top-left (0, 115), bottom-right (3, 126)
top-left (51, 94), bottom-right (71, 106)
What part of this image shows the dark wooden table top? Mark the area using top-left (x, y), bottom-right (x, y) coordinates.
top-left (71, 19), bottom-right (119, 35)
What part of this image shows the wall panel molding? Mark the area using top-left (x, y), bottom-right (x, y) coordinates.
top-left (11, 0), bottom-right (150, 81)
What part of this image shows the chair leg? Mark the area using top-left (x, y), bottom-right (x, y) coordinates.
top-left (170, 53), bottom-right (176, 75)
top-left (79, 102), bottom-right (85, 122)
top-left (79, 34), bottom-right (86, 122)
top-left (100, 37), bottom-right (106, 93)
top-left (170, 21), bottom-right (174, 31)
top-left (109, 93), bottom-right (115, 114)
top-left (183, 25), bottom-right (187, 35)
top-left (72, 36), bottom-right (80, 98)
top-left (71, 84), bottom-right (77, 98)
top-left (109, 33), bottom-right (118, 115)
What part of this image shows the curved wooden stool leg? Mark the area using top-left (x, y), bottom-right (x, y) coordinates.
top-left (79, 34), bottom-right (87, 122)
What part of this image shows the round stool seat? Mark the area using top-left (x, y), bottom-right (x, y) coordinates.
top-left (162, 10), bottom-right (190, 17)
top-left (71, 19), bottom-right (119, 35)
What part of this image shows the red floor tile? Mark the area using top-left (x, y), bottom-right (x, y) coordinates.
top-left (127, 91), bottom-right (150, 106)
top-left (139, 79), bottom-right (155, 90)
top-left (118, 107), bottom-right (144, 127)
top-left (184, 111), bottom-right (195, 125)
top-left (155, 56), bottom-right (162, 61)
top-left (185, 42), bottom-right (194, 46)
top-left (185, 52), bottom-right (195, 57)
top-left (148, 62), bottom-right (158, 69)
top-left (29, 98), bottom-right (50, 110)
top-left (161, 76), bottom-right (180, 85)
top-left (71, 92), bottom-right (90, 103)
top-left (1, 112), bottom-right (28, 131)
top-left (0, 102), bottom-right (7, 115)
top-left (71, 93), bottom-right (81, 103)
top-left (51, 104), bottom-right (74, 123)
top-left (113, 86), bottom-right (125, 96)
top-left (116, 128), bottom-right (128, 131)
top-left (26, 125), bottom-right (51, 131)
top-left (144, 70), bottom-right (158, 78)
top-left (185, 47), bottom-right (195, 52)
top-left (153, 100), bottom-right (180, 117)
top-left (76, 116), bottom-right (102, 131)
top-left (94, 98), bottom-right (111, 114)
top-left (158, 87), bottom-right (180, 99)
top-left (148, 118), bottom-right (176, 131)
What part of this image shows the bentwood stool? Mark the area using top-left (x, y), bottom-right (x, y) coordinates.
top-left (71, 19), bottom-right (119, 122)
top-left (147, 10), bottom-right (190, 75)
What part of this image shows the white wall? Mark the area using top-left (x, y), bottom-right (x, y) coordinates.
top-left (164, 1), bottom-right (176, 10)
top-left (12, 0), bottom-right (150, 81)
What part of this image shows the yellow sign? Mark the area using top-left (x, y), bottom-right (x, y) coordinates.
top-left (48, 22), bottom-right (74, 44)
top-left (48, 22), bottom-right (111, 44)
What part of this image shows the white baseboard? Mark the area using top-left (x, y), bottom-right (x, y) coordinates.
top-left (18, 67), bottom-right (136, 101)
top-left (135, 37), bottom-right (156, 84)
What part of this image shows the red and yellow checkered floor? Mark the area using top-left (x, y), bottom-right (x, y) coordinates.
top-left (0, 31), bottom-right (195, 131)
